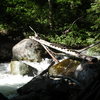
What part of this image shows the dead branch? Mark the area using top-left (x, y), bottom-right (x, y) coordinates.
top-left (29, 36), bottom-right (98, 62)
top-left (29, 26), bottom-right (59, 63)
top-left (39, 61), bottom-right (55, 76)
top-left (63, 16), bottom-right (83, 34)
top-left (76, 41), bottom-right (100, 53)
top-left (41, 44), bottom-right (59, 63)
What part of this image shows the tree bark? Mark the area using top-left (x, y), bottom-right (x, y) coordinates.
top-left (29, 36), bottom-right (98, 62)
top-left (48, 0), bottom-right (53, 30)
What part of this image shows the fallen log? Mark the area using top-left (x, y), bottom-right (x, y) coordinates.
top-left (29, 36), bottom-right (98, 62)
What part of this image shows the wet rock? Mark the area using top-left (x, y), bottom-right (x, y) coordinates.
top-left (12, 39), bottom-right (44, 62)
top-left (13, 76), bottom-right (78, 100)
top-left (10, 60), bottom-right (37, 76)
top-left (10, 92), bottom-right (39, 100)
top-left (73, 79), bottom-right (100, 100)
top-left (75, 60), bottom-right (100, 87)
top-left (49, 59), bottom-right (80, 77)
top-left (17, 76), bottom-right (52, 95)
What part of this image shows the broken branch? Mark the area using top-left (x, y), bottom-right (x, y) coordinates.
top-left (29, 26), bottom-right (59, 63)
top-left (29, 36), bottom-right (98, 62)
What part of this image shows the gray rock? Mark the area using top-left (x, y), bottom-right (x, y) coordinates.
top-left (12, 39), bottom-right (44, 62)
top-left (10, 60), bottom-right (38, 76)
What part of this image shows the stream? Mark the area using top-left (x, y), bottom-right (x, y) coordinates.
top-left (0, 58), bottom-right (52, 99)
top-left (0, 55), bottom-right (99, 99)
top-left (0, 63), bottom-right (33, 99)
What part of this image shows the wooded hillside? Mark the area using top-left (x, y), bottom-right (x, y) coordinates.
top-left (0, 0), bottom-right (100, 47)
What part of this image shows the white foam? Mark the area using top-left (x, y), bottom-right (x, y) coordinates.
top-left (0, 58), bottom-right (51, 98)
top-left (0, 73), bottom-right (33, 98)
top-left (21, 58), bottom-right (51, 74)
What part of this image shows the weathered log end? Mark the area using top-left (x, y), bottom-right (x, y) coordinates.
top-left (87, 57), bottom-right (98, 63)
top-left (79, 55), bottom-right (98, 63)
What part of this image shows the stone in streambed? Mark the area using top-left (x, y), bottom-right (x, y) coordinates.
top-left (49, 59), bottom-right (80, 77)
top-left (12, 39), bottom-right (44, 62)
top-left (10, 60), bottom-right (37, 76)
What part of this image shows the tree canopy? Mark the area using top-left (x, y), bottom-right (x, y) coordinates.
top-left (0, 0), bottom-right (100, 47)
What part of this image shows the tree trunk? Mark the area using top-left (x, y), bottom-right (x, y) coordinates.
top-left (48, 0), bottom-right (53, 30)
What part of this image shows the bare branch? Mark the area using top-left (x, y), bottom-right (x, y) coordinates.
top-left (63, 16), bottom-right (83, 34)
top-left (41, 44), bottom-right (59, 63)
top-left (29, 26), bottom-right (38, 37)
top-left (29, 36), bottom-right (98, 62)
top-left (29, 26), bottom-right (59, 63)
top-left (76, 41), bottom-right (100, 53)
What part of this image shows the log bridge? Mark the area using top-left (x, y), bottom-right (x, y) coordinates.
top-left (29, 36), bottom-right (98, 63)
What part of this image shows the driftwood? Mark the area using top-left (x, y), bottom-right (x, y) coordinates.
top-left (29, 36), bottom-right (98, 62)
top-left (29, 26), bottom-right (59, 63)
top-left (63, 16), bottom-right (83, 34)
top-left (41, 44), bottom-right (59, 63)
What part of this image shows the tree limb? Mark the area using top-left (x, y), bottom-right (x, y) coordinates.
top-left (29, 26), bottom-right (59, 63)
top-left (63, 16), bottom-right (83, 34)
top-left (29, 35), bottom-right (98, 62)
top-left (76, 41), bottom-right (100, 53)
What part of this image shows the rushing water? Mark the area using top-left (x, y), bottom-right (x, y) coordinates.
top-left (0, 63), bottom-right (33, 99)
top-left (0, 55), bottom-right (99, 99)
top-left (0, 58), bottom-right (53, 99)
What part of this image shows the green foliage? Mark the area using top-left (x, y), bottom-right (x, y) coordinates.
top-left (0, 24), bottom-right (7, 30)
top-left (0, 0), bottom-right (99, 48)
top-left (45, 33), bottom-right (85, 47)
top-left (5, 0), bottom-right (38, 28)
top-left (87, 0), bottom-right (100, 30)
top-left (87, 44), bottom-right (100, 56)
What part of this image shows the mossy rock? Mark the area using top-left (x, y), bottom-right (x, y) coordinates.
top-left (49, 59), bottom-right (80, 76)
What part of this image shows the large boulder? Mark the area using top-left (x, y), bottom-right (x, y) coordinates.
top-left (0, 34), bottom-right (24, 62)
top-left (12, 76), bottom-right (79, 100)
top-left (49, 59), bottom-right (80, 77)
top-left (75, 60), bottom-right (100, 87)
top-left (12, 39), bottom-right (44, 62)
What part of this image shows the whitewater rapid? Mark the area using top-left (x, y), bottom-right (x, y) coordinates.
top-left (0, 58), bottom-right (52, 99)
top-left (0, 55), bottom-right (99, 99)
top-left (0, 63), bottom-right (32, 98)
